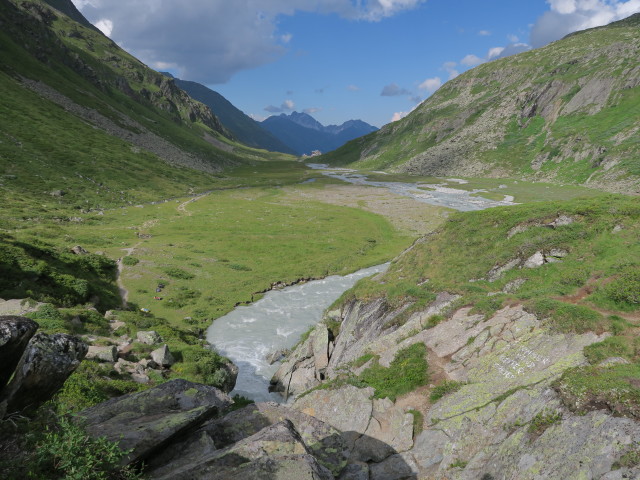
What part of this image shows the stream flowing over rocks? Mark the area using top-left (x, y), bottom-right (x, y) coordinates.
top-left (206, 264), bottom-right (388, 402)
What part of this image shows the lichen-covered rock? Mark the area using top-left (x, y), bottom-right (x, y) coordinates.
top-left (151, 344), bottom-right (175, 367)
top-left (294, 385), bottom-right (375, 453)
top-left (0, 332), bottom-right (87, 415)
top-left (205, 402), bottom-right (349, 476)
top-left (76, 379), bottom-right (232, 465)
top-left (137, 330), bottom-right (162, 345)
top-left (149, 420), bottom-right (333, 480)
top-left (86, 345), bottom-right (117, 362)
top-left (0, 316), bottom-right (39, 389)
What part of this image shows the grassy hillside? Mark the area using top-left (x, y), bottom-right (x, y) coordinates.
top-left (322, 14), bottom-right (640, 193)
top-left (0, 0), bottom-right (297, 225)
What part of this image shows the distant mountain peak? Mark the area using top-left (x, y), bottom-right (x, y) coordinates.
top-left (261, 112), bottom-right (378, 156)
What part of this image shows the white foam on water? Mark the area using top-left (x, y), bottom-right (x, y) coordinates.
top-left (206, 263), bottom-right (388, 402)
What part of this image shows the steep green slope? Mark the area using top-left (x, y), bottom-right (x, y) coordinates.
top-left (322, 14), bottom-right (640, 193)
top-left (0, 0), bottom-right (293, 223)
top-left (172, 77), bottom-right (296, 155)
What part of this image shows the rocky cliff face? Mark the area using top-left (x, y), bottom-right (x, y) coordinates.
top-left (322, 14), bottom-right (640, 194)
top-left (272, 298), bottom-right (639, 479)
top-left (269, 196), bottom-right (640, 479)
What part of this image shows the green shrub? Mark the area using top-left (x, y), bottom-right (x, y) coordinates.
top-left (55, 361), bottom-right (145, 412)
top-left (527, 298), bottom-right (605, 333)
top-left (604, 267), bottom-right (640, 307)
top-left (121, 256), bottom-right (139, 266)
top-left (27, 304), bottom-right (68, 333)
top-left (31, 416), bottom-right (142, 480)
top-left (163, 267), bottom-right (194, 280)
top-left (584, 336), bottom-right (635, 364)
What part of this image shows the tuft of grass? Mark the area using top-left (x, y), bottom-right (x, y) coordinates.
top-left (555, 364), bottom-right (640, 418)
top-left (430, 380), bottom-right (466, 402)
top-left (528, 408), bottom-right (562, 436)
top-left (358, 343), bottom-right (429, 401)
top-left (408, 409), bottom-right (424, 438)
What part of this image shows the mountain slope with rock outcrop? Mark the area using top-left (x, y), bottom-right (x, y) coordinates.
top-left (321, 14), bottom-right (640, 194)
top-left (272, 195), bottom-right (640, 478)
top-left (0, 0), bottom-right (293, 222)
top-left (169, 75), bottom-right (297, 155)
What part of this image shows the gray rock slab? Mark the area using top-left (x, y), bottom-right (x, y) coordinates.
top-left (205, 402), bottom-right (348, 476)
top-left (150, 420), bottom-right (333, 480)
top-left (294, 385), bottom-right (375, 453)
top-left (86, 345), bottom-right (118, 362)
top-left (150, 344), bottom-right (175, 367)
top-left (76, 379), bottom-right (232, 465)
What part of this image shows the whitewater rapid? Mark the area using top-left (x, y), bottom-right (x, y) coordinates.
top-left (206, 264), bottom-right (388, 402)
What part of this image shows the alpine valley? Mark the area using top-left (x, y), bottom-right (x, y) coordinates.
top-left (0, 1), bottom-right (639, 480)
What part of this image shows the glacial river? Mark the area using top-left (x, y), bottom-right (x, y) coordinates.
top-left (207, 165), bottom-right (516, 401)
top-left (307, 163), bottom-right (517, 211)
top-left (206, 264), bottom-right (388, 402)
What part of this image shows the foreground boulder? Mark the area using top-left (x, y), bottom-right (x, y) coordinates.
top-left (203, 402), bottom-right (349, 476)
top-left (0, 316), bottom-right (39, 389)
top-left (150, 420), bottom-right (333, 480)
top-left (0, 332), bottom-right (87, 416)
top-left (75, 379), bottom-right (232, 465)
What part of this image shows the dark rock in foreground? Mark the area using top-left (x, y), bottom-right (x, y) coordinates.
top-left (0, 316), bottom-right (39, 390)
top-left (76, 379), bottom-right (232, 465)
top-left (0, 331), bottom-right (87, 416)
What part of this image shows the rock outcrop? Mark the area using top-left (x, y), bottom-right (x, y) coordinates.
top-left (0, 326), bottom-right (87, 416)
top-left (76, 379), bottom-right (232, 465)
top-left (268, 291), bottom-right (640, 479)
top-left (0, 316), bottom-right (39, 389)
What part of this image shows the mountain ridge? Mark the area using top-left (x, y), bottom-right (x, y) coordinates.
top-left (320, 13), bottom-right (640, 194)
top-left (168, 75), bottom-right (297, 155)
top-left (261, 111), bottom-right (378, 156)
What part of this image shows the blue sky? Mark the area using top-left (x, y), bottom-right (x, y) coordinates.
top-left (73, 0), bottom-right (640, 128)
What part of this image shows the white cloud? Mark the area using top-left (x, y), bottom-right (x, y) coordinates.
top-left (507, 33), bottom-right (519, 42)
top-left (95, 18), bottom-right (113, 36)
top-left (487, 46), bottom-right (505, 59)
top-left (531, 0), bottom-right (640, 47)
top-left (71, 0), bottom-right (427, 83)
top-left (460, 54), bottom-right (483, 67)
top-left (418, 76), bottom-right (442, 93)
top-left (478, 30), bottom-right (491, 36)
top-left (442, 61), bottom-right (459, 80)
top-left (381, 83), bottom-right (412, 96)
top-left (391, 111), bottom-right (409, 122)
top-left (264, 99), bottom-right (296, 113)
top-left (347, 84), bottom-right (360, 91)
top-left (303, 107), bottom-right (321, 114)
top-left (281, 33), bottom-right (293, 44)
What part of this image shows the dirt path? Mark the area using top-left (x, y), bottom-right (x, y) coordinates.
top-left (177, 193), bottom-right (209, 216)
top-left (116, 242), bottom-right (143, 308)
